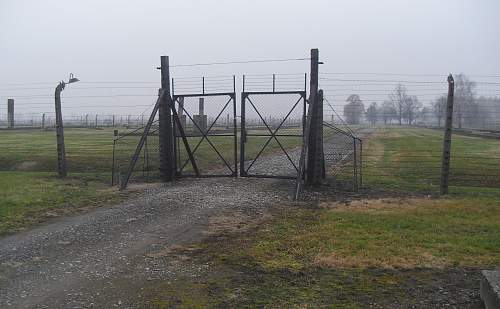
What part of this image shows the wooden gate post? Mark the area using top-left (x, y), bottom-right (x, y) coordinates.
top-left (158, 56), bottom-right (175, 182)
top-left (440, 74), bottom-right (455, 195)
top-left (306, 48), bottom-right (324, 186)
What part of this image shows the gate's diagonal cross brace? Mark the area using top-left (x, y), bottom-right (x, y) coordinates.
top-left (178, 96), bottom-right (233, 173)
top-left (245, 96), bottom-right (301, 173)
top-left (245, 95), bottom-right (302, 173)
top-left (170, 99), bottom-right (200, 176)
top-left (120, 90), bottom-right (164, 190)
top-left (178, 97), bottom-right (235, 174)
top-left (244, 105), bottom-right (294, 173)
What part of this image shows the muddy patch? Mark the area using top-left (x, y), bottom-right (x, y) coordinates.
top-left (204, 210), bottom-right (272, 236)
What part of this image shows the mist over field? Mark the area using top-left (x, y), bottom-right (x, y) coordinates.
top-left (1, 0), bottom-right (499, 117)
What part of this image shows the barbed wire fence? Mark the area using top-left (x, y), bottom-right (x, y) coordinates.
top-left (0, 82), bottom-right (162, 129)
top-left (0, 81), bottom-right (162, 181)
top-left (2, 56), bottom-right (499, 195)
top-left (319, 72), bottom-right (500, 193)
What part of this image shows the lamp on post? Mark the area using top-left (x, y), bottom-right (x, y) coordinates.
top-left (55, 73), bottom-right (79, 177)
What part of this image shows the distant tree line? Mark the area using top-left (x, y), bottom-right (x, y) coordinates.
top-left (341, 73), bottom-right (500, 130)
top-left (432, 74), bottom-right (500, 129)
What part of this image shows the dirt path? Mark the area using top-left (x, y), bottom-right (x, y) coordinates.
top-left (0, 177), bottom-right (293, 308)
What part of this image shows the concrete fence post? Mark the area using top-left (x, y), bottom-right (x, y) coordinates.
top-left (7, 99), bottom-right (14, 128)
top-left (440, 74), bottom-right (455, 195)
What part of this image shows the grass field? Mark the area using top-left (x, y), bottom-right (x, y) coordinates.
top-left (0, 128), bottom-right (119, 233)
top-left (0, 128), bottom-right (116, 173)
top-left (0, 127), bottom-right (303, 233)
top-left (362, 127), bottom-right (500, 195)
top-left (0, 171), bottom-right (127, 234)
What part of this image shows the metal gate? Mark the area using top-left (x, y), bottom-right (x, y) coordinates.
top-left (240, 90), bottom-right (307, 178)
top-left (172, 91), bottom-right (237, 177)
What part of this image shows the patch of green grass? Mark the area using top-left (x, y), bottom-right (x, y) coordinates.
top-left (0, 171), bottom-right (125, 234)
top-left (212, 199), bottom-right (500, 272)
top-left (0, 128), bottom-right (115, 174)
top-left (145, 195), bottom-right (496, 307)
top-left (362, 127), bottom-right (500, 195)
top-left (0, 128), bottom-right (134, 233)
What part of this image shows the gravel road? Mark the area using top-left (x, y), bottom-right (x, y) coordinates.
top-left (0, 177), bottom-right (294, 308)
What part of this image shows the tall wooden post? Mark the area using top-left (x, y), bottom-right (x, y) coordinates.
top-left (240, 92), bottom-right (246, 176)
top-left (55, 82), bottom-right (67, 177)
top-left (232, 75), bottom-right (238, 176)
top-left (7, 99), bottom-right (14, 128)
top-left (306, 48), bottom-right (324, 186)
top-left (440, 74), bottom-right (455, 195)
top-left (158, 56), bottom-right (174, 181)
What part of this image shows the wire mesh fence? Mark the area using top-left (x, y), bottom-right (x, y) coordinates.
top-left (322, 122), bottom-right (362, 189)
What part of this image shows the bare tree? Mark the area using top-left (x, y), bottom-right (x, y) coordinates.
top-left (389, 84), bottom-right (408, 125)
top-left (403, 95), bottom-right (422, 125)
top-left (454, 73), bottom-right (476, 129)
top-left (343, 94), bottom-right (365, 125)
top-left (381, 100), bottom-right (397, 125)
top-left (433, 95), bottom-right (447, 127)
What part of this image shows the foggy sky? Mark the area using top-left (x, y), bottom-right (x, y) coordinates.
top-left (1, 0), bottom-right (499, 117)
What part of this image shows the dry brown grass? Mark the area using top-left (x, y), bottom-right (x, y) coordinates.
top-left (314, 249), bottom-right (449, 269)
top-left (319, 197), bottom-right (436, 213)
